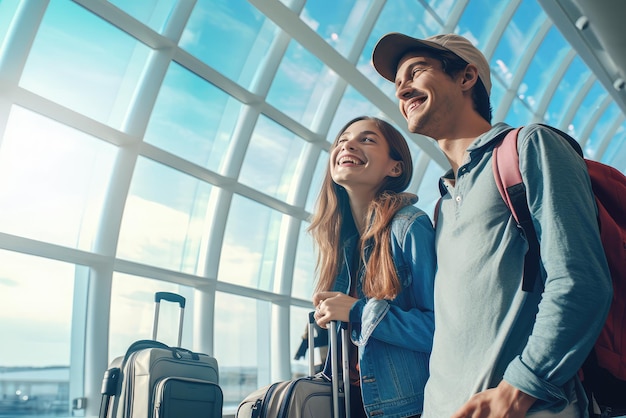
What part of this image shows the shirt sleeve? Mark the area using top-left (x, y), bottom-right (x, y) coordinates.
top-left (502, 124), bottom-right (613, 410)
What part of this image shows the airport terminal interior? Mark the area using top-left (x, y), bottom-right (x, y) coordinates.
top-left (1, 0), bottom-right (625, 416)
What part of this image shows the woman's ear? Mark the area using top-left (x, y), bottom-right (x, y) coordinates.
top-left (460, 64), bottom-right (479, 91)
top-left (389, 161), bottom-right (402, 177)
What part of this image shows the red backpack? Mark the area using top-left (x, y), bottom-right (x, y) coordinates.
top-left (493, 125), bottom-right (626, 415)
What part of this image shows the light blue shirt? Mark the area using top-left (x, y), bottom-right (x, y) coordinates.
top-left (423, 123), bottom-right (612, 417)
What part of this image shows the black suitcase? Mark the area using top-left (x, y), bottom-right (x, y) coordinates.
top-left (236, 312), bottom-right (351, 418)
top-left (99, 291), bottom-right (222, 418)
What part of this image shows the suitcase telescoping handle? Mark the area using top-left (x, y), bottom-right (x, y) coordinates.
top-left (308, 313), bottom-right (350, 418)
top-left (153, 292), bottom-right (185, 346)
top-left (307, 311), bottom-right (316, 375)
top-left (330, 320), bottom-right (351, 418)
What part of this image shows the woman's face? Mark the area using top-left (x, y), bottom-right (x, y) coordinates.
top-left (330, 119), bottom-right (402, 197)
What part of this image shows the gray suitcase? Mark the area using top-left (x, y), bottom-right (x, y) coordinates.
top-left (235, 312), bottom-right (350, 418)
top-left (99, 292), bottom-right (222, 418)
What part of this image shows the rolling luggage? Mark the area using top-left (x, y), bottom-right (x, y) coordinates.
top-left (99, 291), bottom-right (222, 418)
top-left (236, 312), bottom-right (351, 418)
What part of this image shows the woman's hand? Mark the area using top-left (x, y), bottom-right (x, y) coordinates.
top-left (312, 291), bottom-right (358, 329)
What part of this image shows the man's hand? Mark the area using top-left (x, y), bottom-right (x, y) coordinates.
top-left (450, 380), bottom-right (536, 418)
top-left (312, 291), bottom-right (358, 329)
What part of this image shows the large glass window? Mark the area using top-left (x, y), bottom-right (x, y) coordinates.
top-left (1, 1), bottom-right (625, 417)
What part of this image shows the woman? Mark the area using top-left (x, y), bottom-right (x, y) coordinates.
top-left (309, 116), bottom-right (436, 418)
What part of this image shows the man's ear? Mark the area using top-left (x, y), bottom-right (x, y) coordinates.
top-left (460, 64), bottom-right (479, 92)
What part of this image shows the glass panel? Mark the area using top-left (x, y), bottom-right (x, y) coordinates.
top-left (427, 0), bottom-right (456, 22)
top-left (0, 0), bottom-right (20, 48)
top-left (0, 106), bottom-right (116, 250)
top-left (328, 86), bottom-right (388, 142)
top-left (291, 221), bottom-right (315, 301)
top-left (116, 156), bottom-right (213, 274)
top-left (214, 292), bottom-right (270, 410)
top-left (266, 39), bottom-right (338, 129)
top-left (456, 0), bottom-right (509, 50)
top-left (491, 1), bottom-right (545, 89)
top-left (504, 98), bottom-right (533, 128)
top-left (144, 62), bottom-right (242, 172)
top-left (0, 250), bottom-right (77, 416)
top-left (20, 1), bottom-right (152, 131)
top-left (239, 115), bottom-right (307, 202)
top-left (567, 81), bottom-right (607, 139)
top-left (291, 306), bottom-right (322, 378)
top-left (490, 78), bottom-right (506, 122)
top-left (406, 139), bottom-right (423, 191)
top-left (417, 159), bottom-right (446, 220)
top-left (603, 123), bottom-right (626, 170)
top-left (359, 1), bottom-right (438, 97)
top-left (584, 103), bottom-right (622, 159)
top-left (107, 0), bottom-right (179, 34)
top-left (299, 0), bottom-right (374, 58)
top-left (518, 27), bottom-right (569, 112)
top-left (109, 273), bottom-right (195, 362)
top-left (218, 195), bottom-right (281, 291)
top-left (544, 57), bottom-right (591, 127)
top-left (305, 149), bottom-right (329, 213)
top-left (180, 0), bottom-right (274, 88)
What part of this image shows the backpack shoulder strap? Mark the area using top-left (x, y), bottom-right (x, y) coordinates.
top-left (492, 127), bottom-right (541, 292)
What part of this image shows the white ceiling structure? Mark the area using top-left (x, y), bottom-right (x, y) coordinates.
top-left (540, 0), bottom-right (626, 115)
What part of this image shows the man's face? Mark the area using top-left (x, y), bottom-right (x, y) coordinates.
top-left (394, 52), bottom-right (462, 137)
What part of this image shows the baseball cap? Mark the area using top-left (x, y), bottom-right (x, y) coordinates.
top-left (372, 33), bottom-right (492, 95)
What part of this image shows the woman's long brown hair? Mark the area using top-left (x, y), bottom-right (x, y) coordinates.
top-left (308, 116), bottom-right (416, 300)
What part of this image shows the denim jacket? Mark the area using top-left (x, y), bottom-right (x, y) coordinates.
top-left (322, 204), bottom-right (436, 417)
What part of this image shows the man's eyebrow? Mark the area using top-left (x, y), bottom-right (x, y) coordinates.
top-left (410, 59), bottom-right (430, 66)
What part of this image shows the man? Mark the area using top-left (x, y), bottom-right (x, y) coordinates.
top-left (371, 33), bottom-right (612, 418)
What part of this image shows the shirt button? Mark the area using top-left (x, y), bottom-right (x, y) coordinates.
top-left (455, 196), bottom-right (462, 202)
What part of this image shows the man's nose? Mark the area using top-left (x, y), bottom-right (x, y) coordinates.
top-left (395, 79), bottom-right (413, 100)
